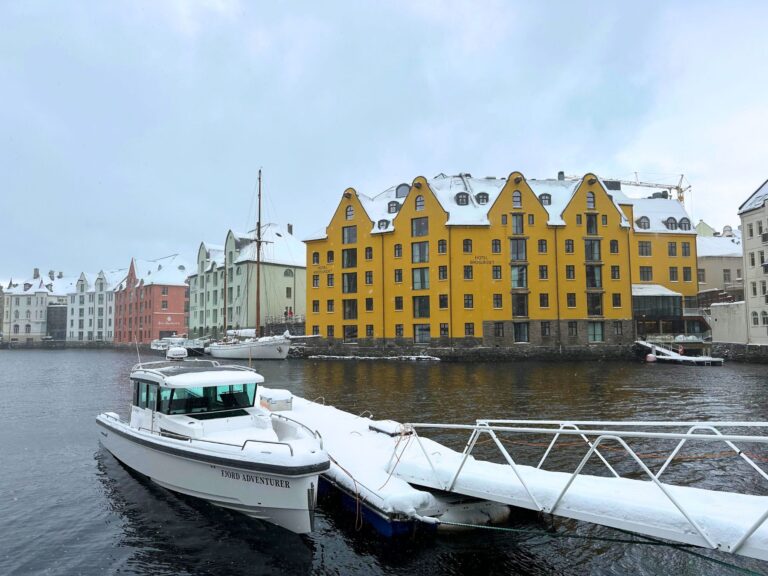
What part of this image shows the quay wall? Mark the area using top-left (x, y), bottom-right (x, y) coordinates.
top-left (712, 342), bottom-right (768, 364)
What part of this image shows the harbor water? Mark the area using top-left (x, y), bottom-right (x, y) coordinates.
top-left (1, 349), bottom-right (767, 575)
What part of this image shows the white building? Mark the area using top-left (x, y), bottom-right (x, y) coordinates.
top-left (65, 269), bottom-right (125, 342)
top-left (739, 180), bottom-right (768, 344)
top-left (2, 269), bottom-right (77, 343)
top-left (189, 223), bottom-right (306, 337)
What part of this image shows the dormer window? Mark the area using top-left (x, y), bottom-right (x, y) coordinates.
top-left (395, 183), bottom-right (410, 198)
top-left (476, 192), bottom-right (489, 205)
top-left (512, 191), bottom-right (522, 208)
top-left (388, 201), bottom-right (399, 214)
top-left (415, 195), bottom-right (425, 211)
top-left (377, 219), bottom-right (388, 230)
top-left (679, 218), bottom-right (691, 230)
top-left (636, 216), bottom-right (650, 230)
top-left (586, 191), bottom-right (595, 210)
top-left (456, 192), bottom-right (469, 206)
top-left (345, 206), bottom-right (354, 220)
top-left (666, 217), bottom-right (678, 230)
top-left (539, 193), bottom-right (551, 206)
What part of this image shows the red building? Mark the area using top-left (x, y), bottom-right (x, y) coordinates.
top-left (114, 255), bottom-right (190, 344)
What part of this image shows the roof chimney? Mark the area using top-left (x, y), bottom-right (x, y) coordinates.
top-left (48, 270), bottom-right (55, 281)
top-left (557, 171), bottom-right (565, 181)
top-left (287, 223), bottom-right (293, 235)
top-left (33, 268), bottom-right (40, 279)
top-left (57, 271), bottom-right (63, 279)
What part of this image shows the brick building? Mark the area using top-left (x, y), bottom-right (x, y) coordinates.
top-left (114, 255), bottom-right (190, 344)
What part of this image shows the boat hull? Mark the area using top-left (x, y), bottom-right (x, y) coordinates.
top-left (96, 416), bottom-right (321, 533)
top-left (208, 340), bottom-right (290, 360)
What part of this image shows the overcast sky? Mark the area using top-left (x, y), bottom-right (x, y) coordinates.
top-left (2, 0), bottom-right (767, 279)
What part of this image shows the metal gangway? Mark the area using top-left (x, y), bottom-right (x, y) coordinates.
top-left (635, 339), bottom-right (723, 365)
top-left (387, 420), bottom-right (768, 561)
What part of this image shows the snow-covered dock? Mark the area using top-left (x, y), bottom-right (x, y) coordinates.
top-left (262, 387), bottom-right (768, 561)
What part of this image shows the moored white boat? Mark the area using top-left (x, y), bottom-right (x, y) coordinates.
top-left (208, 330), bottom-right (291, 360)
top-left (96, 354), bottom-right (329, 533)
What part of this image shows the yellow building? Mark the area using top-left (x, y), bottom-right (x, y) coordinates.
top-left (305, 172), bottom-right (699, 347)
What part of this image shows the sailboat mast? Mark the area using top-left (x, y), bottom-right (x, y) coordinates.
top-left (255, 169), bottom-right (262, 337)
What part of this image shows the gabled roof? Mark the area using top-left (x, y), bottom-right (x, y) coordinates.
top-left (235, 223), bottom-right (306, 267)
top-left (118, 254), bottom-right (191, 289)
top-left (738, 179), bottom-right (768, 214)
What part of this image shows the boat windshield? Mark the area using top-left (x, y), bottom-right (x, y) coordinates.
top-left (160, 383), bottom-right (257, 415)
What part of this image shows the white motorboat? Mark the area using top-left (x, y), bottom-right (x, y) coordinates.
top-left (150, 336), bottom-right (187, 351)
top-left (208, 330), bottom-right (291, 360)
top-left (96, 353), bottom-right (329, 533)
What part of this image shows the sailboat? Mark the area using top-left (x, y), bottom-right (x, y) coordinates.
top-left (208, 170), bottom-right (291, 360)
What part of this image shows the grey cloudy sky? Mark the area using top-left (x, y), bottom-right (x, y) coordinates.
top-left (2, 0), bottom-right (767, 278)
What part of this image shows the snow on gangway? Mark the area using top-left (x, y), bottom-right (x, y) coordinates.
top-left (264, 388), bottom-right (768, 561)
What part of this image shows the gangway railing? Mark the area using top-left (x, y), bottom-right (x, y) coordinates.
top-left (387, 420), bottom-right (768, 560)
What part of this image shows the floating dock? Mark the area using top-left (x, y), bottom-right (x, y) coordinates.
top-left (635, 340), bottom-right (724, 365)
top-left (263, 388), bottom-right (768, 561)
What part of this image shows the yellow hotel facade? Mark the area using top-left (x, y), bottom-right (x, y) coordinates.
top-left (304, 172), bottom-right (699, 347)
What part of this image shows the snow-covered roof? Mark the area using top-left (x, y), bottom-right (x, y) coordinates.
top-left (739, 179), bottom-right (768, 214)
top-left (3, 272), bottom-right (78, 296)
top-left (697, 236), bottom-right (743, 258)
top-left (119, 254), bottom-right (191, 289)
top-left (632, 284), bottom-right (682, 297)
top-left (235, 223), bottom-right (306, 267)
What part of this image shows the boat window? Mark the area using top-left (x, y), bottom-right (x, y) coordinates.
top-left (164, 383), bottom-right (257, 415)
top-left (139, 382), bottom-right (148, 408)
top-left (147, 384), bottom-right (157, 412)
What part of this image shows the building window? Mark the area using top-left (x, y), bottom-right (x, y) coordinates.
top-left (528, 214), bottom-right (535, 226)
top-left (415, 195), bottom-right (425, 211)
top-left (538, 239), bottom-right (547, 254)
top-left (682, 242), bottom-right (691, 257)
top-left (438, 265), bottom-right (448, 280)
top-left (668, 242), bottom-right (677, 257)
top-left (464, 294), bottom-right (474, 309)
top-left (613, 321), bottom-right (623, 335)
top-left (438, 239), bottom-right (447, 254)
top-left (413, 296), bottom-right (430, 318)
top-left (286, 287), bottom-right (292, 298)
top-left (411, 217), bottom-right (429, 237)
top-left (492, 239), bottom-right (501, 253)
top-left (669, 267), bottom-right (679, 282)
top-left (639, 241), bottom-right (652, 257)
top-left (413, 268), bottom-right (429, 290)
top-left (566, 265), bottom-right (575, 280)
top-left (463, 239), bottom-right (473, 253)
top-left (327, 325), bottom-right (334, 339)
top-left (587, 293), bottom-right (602, 316)
top-left (394, 296), bottom-right (403, 311)
top-left (539, 193), bottom-right (551, 206)
top-left (679, 218), bottom-right (691, 230)
top-left (752, 282), bottom-right (758, 296)
top-left (723, 269), bottom-right (731, 283)
top-left (366, 324), bottom-right (374, 338)
top-left (511, 213), bottom-right (524, 235)
top-left (541, 321), bottom-right (551, 337)
top-left (586, 213), bottom-right (598, 235)
top-left (611, 265), bottom-right (620, 280)
top-left (342, 273), bottom-right (357, 293)
top-left (394, 244), bottom-right (402, 258)
top-left (640, 267), bottom-right (653, 281)
top-left (395, 324), bottom-right (403, 337)
top-left (698, 268), bottom-right (705, 283)
top-left (585, 239), bottom-right (601, 261)
top-left (636, 216), bottom-right (650, 229)
top-left (161, 300), bottom-right (168, 309)
top-left (312, 275), bottom-right (319, 288)
top-left (493, 293), bottom-right (503, 308)
top-left (565, 239), bottom-right (574, 253)
top-left (343, 299), bottom-right (358, 320)
top-left (512, 190), bottom-right (522, 208)
top-left (365, 246), bottom-right (373, 260)
top-left (414, 324), bottom-right (431, 343)
top-left (567, 293), bottom-right (576, 307)
top-left (345, 205), bottom-right (355, 220)
top-left (666, 217), bottom-right (678, 230)
top-left (412, 241), bottom-right (429, 263)
top-left (763, 311), bottom-right (768, 326)
top-left (588, 321), bottom-right (604, 342)
top-left (539, 265), bottom-right (548, 280)
top-left (752, 312), bottom-right (759, 326)
top-left (494, 322), bottom-right (504, 337)
top-left (586, 265), bottom-right (602, 288)
top-left (576, 214), bottom-right (582, 225)
top-left (510, 239), bottom-right (527, 261)
top-left (394, 269), bottom-right (403, 283)
top-left (586, 191), bottom-right (596, 210)
top-left (327, 274), bottom-right (334, 287)
top-left (312, 300), bottom-right (319, 313)
top-left (365, 298), bottom-right (373, 312)
top-left (463, 265), bottom-right (473, 280)
top-left (326, 250), bottom-right (334, 263)
top-left (539, 293), bottom-right (549, 308)
top-left (492, 265), bottom-right (502, 280)
top-left (610, 240), bottom-right (619, 254)
top-left (477, 193), bottom-right (489, 205)
top-left (456, 192), bottom-right (469, 205)
top-left (512, 293), bottom-right (528, 316)
top-left (342, 225), bottom-right (357, 244)
top-left (365, 271), bottom-right (373, 285)
top-left (439, 294), bottom-right (448, 309)
top-left (612, 293), bottom-right (621, 307)
top-left (342, 248), bottom-right (357, 268)
top-left (602, 214), bottom-right (608, 226)
top-left (568, 321), bottom-right (578, 337)
top-left (388, 201), bottom-right (399, 214)
top-left (312, 252), bottom-right (319, 265)
top-left (464, 322), bottom-right (475, 336)
top-left (440, 323), bottom-right (449, 336)
top-left (750, 252), bottom-right (756, 267)
top-left (513, 322), bottom-right (529, 343)
top-left (501, 214), bottom-right (508, 225)
top-left (511, 265), bottom-right (527, 288)
top-left (327, 300), bottom-right (334, 312)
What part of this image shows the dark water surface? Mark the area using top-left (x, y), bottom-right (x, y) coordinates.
top-left (1, 350), bottom-right (767, 575)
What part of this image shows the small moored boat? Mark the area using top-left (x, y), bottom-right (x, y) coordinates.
top-left (96, 351), bottom-right (329, 533)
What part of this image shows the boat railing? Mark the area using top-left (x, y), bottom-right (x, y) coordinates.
top-left (271, 412), bottom-right (324, 449)
top-left (391, 419), bottom-right (768, 555)
top-left (130, 362), bottom-right (261, 377)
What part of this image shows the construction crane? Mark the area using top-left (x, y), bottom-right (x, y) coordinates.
top-left (615, 173), bottom-right (691, 205)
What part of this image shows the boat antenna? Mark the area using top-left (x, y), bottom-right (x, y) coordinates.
top-left (134, 337), bottom-right (142, 365)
